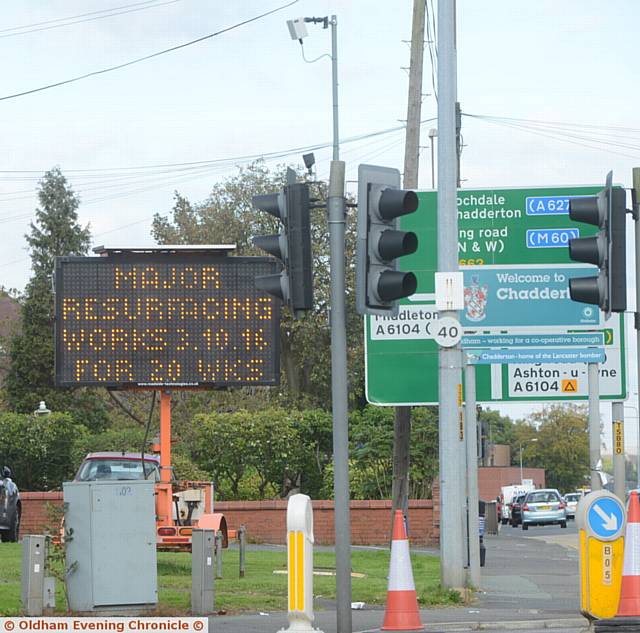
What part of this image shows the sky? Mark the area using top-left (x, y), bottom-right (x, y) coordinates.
top-left (0, 0), bottom-right (639, 454)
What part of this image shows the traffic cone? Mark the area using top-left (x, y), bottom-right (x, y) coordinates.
top-left (381, 510), bottom-right (424, 631)
top-left (617, 491), bottom-right (640, 616)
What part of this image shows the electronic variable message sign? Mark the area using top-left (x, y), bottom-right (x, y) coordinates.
top-left (54, 254), bottom-right (280, 388)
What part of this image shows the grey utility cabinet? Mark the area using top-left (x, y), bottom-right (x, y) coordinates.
top-left (63, 480), bottom-right (157, 613)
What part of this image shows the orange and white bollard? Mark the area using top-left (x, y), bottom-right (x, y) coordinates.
top-left (616, 491), bottom-right (640, 617)
top-left (381, 510), bottom-right (424, 631)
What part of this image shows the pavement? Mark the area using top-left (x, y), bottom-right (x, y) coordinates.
top-left (211, 522), bottom-right (591, 633)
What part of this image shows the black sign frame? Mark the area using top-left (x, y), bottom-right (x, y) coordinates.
top-left (54, 253), bottom-right (281, 389)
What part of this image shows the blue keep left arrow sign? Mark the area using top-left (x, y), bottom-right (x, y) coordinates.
top-left (587, 496), bottom-right (625, 540)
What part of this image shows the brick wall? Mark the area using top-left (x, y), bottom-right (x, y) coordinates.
top-left (216, 498), bottom-right (437, 546)
top-left (20, 492), bottom-right (63, 536)
top-left (20, 491), bottom-right (439, 546)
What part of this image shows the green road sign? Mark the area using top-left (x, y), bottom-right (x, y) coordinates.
top-left (365, 186), bottom-right (628, 405)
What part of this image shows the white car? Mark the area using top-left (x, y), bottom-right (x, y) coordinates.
top-left (563, 492), bottom-right (582, 519)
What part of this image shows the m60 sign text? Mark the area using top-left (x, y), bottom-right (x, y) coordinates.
top-left (54, 254), bottom-right (280, 388)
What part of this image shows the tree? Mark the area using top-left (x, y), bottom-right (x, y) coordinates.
top-left (349, 406), bottom-right (438, 500)
top-left (0, 288), bottom-right (20, 387)
top-left (191, 411), bottom-right (253, 499)
top-left (151, 162), bottom-right (363, 409)
top-left (478, 408), bottom-right (514, 447)
top-left (4, 168), bottom-right (106, 429)
top-left (188, 408), bottom-right (333, 500)
top-left (0, 412), bottom-right (88, 490)
top-left (518, 405), bottom-right (589, 492)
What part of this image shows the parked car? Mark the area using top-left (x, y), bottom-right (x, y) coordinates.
top-left (510, 493), bottom-right (527, 527)
top-left (74, 452), bottom-right (162, 482)
top-left (563, 492), bottom-right (582, 519)
top-left (522, 488), bottom-right (567, 530)
top-left (0, 466), bottom-right (21, 542)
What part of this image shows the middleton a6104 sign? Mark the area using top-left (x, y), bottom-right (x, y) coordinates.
top-left (54, 253), bottom-right (280, 388)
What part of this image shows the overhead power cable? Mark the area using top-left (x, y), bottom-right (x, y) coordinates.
top-left (0, 0), bottom-right (299, 102)
top-left (0, 0), bottom-right (182, 40)
top-left (0, 117), bottom-right (438, 269)
top-left (464, 113), bottom-right (640, 159)
top-left (0, 119), bottom-right (432, 183)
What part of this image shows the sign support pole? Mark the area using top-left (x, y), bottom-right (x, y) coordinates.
top-left (612, 402), bottom-right (625, 500)
top-left (588, 363), bottom-right (602, 491)
top-left (464, 360), bottom-right (480, 588)
top-left (157, 390), bottom-right (173, 527)
top-left (632, 167), bottom-right (640, 490)
top-left (437, 0), bottom-right (465, 589)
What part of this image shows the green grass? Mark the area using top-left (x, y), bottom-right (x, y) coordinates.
top-left (0, 543), bottom-right (460, 615)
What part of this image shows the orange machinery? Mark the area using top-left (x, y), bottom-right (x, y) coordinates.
top-left (154, 390), bottom-right (228, 551)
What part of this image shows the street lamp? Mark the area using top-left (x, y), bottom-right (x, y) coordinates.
top-left (519, 438), bottom-right (538, 483)
top-left (288, 15), bottom-right (350, 633)
top-left (287, 15), bottom-right (339, 161)
top-left (34, 400), bottom-right (51, 415)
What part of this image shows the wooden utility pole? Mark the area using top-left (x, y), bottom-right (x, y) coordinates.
top-left (392, 0), bottom-right (426, 527)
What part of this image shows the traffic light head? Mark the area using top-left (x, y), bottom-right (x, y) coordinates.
top-left (252, 192), bottom-right (285, 219)
top-left (567, 171), bottom-right (626, 318)
top-left (252, 182), bottom-right (313, 318)
top-left (356, 164), bottom-right (419, 315)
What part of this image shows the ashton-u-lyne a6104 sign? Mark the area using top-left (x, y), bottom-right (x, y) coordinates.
top-left (54, 254), bottom-right (280, 388)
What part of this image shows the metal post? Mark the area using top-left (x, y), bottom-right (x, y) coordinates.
top-left (437, 0), bottom-right (465, 589)
top-left (330, 15), bottom-right (339, 161)
top-left (464, 361), bottom-right (480, 588)
top-left (21, 535), bottom-right (47, 616)
top-left (589, 362), bottom-right (602, 491)
top-left (191, 529), bottom-right (215, 615)
top-left (328, 160), bottom-right (351, 633)
top-left (238, 525), bottom-right (246, 578)
top-left (633, 167), bottom-right (640, 490)
top-left (160, 391), bottom-right (172, 481)
top-left (157, 391), bottom-right (173, 527)
top-left (612, 402), bottom-right (625, 500)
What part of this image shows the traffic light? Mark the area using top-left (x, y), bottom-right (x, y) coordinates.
top-left (356, 164), bottom-right (419, 316)
top-left (252, 182), bottom-right (313, 319)
top-left (567, 171), bottom-right (627, 318)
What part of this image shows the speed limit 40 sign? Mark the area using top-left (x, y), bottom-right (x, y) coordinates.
top-left (433, 317), bottom-right (462, 347)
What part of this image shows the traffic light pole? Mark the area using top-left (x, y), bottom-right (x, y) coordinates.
top-left (328, 161), bottom-right (352, 633)
top-left (437, 0), bottom-right (466, 589)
